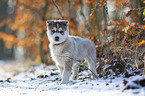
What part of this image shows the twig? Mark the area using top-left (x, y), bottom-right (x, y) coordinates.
top-left (35, 80), bottom-right (52, 91)
top-left (135, 47), bottom-right (139, 69)
top-left (114, 29), bottom-right (117, 56)
top-left (52, 0), bottom-right (64, 20)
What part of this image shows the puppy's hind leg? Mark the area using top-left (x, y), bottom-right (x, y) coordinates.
top-left (85, 56), bottom-right (98, 78)
top-left (72, 62), bottom-right (79, 80)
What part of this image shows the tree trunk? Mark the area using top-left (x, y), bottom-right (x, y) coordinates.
top-left (139, 0), bottom-right (144, 25)
top-left (40, 0), bottom-right (49, 63)
top-left (103, 0), bottom-right (110, 57)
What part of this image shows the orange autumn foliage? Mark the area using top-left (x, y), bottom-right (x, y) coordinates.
top-left (36, 55), bottom-right (41, 63)
top-left (136, 40), bottom-right (145, 47)
top-left (90, 0), bottom-right (106, 16)
top-left (0, 32), bottom-right (19, 48)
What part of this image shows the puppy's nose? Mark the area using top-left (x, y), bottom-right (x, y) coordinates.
top-left (55, 36), bottom-right (59, 41)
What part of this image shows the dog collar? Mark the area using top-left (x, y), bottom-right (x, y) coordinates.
top-left (53, 39), bottom-right (67, 46)
top-left (54, 43), bottom-right (61, 46)
top-left (53, 42), bottom-right (64, 46)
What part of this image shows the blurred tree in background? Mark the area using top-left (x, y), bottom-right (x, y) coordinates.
top-left (0, 0), bottom-right (15, 59)
top-left (0, 0), bottom-right (144, 69)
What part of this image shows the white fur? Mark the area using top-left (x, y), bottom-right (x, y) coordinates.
top-left (47, 22), bottom-right (97, 84)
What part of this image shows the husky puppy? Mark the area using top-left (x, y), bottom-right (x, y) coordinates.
top-left (46, 20), bottom-right (97, 84)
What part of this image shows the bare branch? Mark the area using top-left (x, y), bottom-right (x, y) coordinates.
top-left (52, 0), bottom-right (64, 20)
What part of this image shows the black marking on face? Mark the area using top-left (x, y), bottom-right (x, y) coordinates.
top-left (48, 21), bottom-right (67, 30)
top-left (50, 30), bottom-right (65, 35)
top-left (49, 23), bottom-right (66, 35)
top-left (51, 30), bottom-right (55, 35)
top-left (60, 31), bottom-right (64, 35)
top-left (47, 20), bottom-right (68, 36)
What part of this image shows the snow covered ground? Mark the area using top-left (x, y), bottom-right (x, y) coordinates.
top-left (0, 61), bottom-right (145, 96)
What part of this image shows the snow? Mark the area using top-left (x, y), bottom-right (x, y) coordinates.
top-left (0, 62), bottom-right (145, 96)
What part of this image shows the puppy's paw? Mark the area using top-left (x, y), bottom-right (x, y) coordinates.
top-left (60, 80), bottom-right (69, 84)
top-left (93, 74), bottom-right (98, 79)
top-left (72, 75), bottom-right (78, 80)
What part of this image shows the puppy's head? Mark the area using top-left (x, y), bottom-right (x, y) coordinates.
top-left (46, 20), bottom-right (69, 44)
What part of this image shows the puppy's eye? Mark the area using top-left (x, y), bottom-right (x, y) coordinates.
top-left (51, 30), bottom-right (55, 34)
top-left (60, 31), bottom-right (64, 35)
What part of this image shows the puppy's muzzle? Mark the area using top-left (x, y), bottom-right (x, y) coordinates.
top-left (55, 36), bottom-right (59, 41)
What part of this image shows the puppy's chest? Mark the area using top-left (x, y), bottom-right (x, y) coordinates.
top-left (52, 45), bottom-right (66, 55)
top-left (50, 45), bottom-right (71, 61)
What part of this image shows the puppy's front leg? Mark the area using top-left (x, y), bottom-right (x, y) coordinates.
top-left (61, 59), bottom-right (73, 84)
top-left (57, 64), bottom-right (64, 77)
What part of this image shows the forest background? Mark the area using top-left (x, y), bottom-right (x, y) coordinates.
top-left (0, 0), bottom-right (145, 77)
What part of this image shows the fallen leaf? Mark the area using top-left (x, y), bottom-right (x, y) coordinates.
top-left (6, 78), bottom-right (11, 82)
top-left (126, 10), bottom-right (136, 17)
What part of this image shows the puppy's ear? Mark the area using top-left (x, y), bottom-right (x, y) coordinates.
top-left (61, 20), bottom-right (68, 26)
top-left (46, 20), bottom-right (54, 26)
